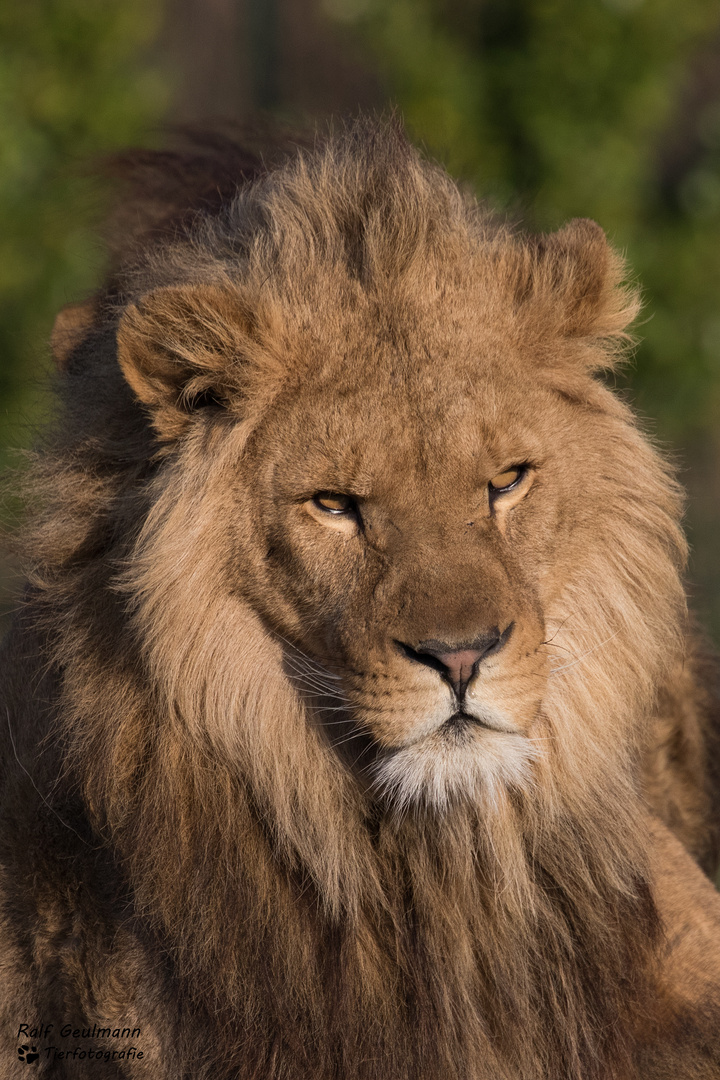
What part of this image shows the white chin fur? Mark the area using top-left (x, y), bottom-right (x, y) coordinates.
top-left (371, 727), bottom-right (537, 814)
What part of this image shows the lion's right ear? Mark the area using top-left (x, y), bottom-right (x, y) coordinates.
top-left (117, 284), bottom-right (253, 439)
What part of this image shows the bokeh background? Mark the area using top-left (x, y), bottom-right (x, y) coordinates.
top-left (2, 0), bottom-right (720, 642)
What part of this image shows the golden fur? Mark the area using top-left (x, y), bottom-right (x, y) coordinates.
top-left (1, 120), bottom-right (720, 1079)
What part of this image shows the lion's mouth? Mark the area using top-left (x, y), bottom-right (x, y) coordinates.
top-left (443, 710), bottom-right (493, 734)
top-left (442, 709), bottom-right (517, 736)
top-left (445, 709), bottom-right (474, 725)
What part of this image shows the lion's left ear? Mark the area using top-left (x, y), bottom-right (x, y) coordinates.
top-left (117, 284), bottom-right (253, 439)
top-left (51, 299), bottom-right (97, 370)
top-left (530, 218), bottom-right (640, 342)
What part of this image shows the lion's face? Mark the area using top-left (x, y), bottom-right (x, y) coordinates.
top-left (221, 309), bottom-right (606, 808)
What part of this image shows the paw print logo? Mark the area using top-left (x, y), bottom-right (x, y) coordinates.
top-left (17, 1045), bottom-right (39, 1064)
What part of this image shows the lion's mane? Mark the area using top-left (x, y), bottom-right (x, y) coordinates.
top-left (3, 121), bottom-right (719, 1080)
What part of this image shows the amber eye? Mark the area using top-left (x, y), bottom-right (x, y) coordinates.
top-left (313, 492), bottom-right (356, 515)
top-left (488, 466), bottom-right (526, 495)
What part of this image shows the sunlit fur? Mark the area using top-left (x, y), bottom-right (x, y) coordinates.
top-left (2, 120), bottom-right (720, 1079)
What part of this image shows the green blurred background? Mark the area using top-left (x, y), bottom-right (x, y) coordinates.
top-left (2, 0), bottom-right (720, 641)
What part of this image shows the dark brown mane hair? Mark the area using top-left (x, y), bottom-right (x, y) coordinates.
top-left (103, 123), bottom-right (312, 264)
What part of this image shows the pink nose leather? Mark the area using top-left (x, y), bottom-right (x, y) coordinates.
top-left (402, 625), bottom-right (513, 698)
top-left (433, 649), bottom-right (485, 696)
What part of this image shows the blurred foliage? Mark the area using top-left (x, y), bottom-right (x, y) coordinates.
top-left (0, 0), bottom-right (167, 465)
top-left (325, 0), bottom-right (720, 439)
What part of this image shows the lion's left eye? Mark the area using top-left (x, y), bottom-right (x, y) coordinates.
top-left (313, 492), bottom-right (356, 514)
top-left (488, 466), bottom-right (525, 494)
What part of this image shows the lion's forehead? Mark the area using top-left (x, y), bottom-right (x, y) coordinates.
top-left (266, 357), bottom-right (559, 497)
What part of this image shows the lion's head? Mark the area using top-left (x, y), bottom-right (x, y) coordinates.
top-left (107, 125), bottom-right (684, 818)
top-left (27, 121), bottom-right (691, 1077)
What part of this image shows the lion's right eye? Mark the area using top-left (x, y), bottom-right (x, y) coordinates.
top-left (313, 492), bottom-right (356, 515)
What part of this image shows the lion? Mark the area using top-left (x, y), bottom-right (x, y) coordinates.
top-left (1, 120), bottom-right (720, 1079)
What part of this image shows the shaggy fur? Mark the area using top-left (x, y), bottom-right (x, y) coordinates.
top-left (1, 120), bottom-right (720, 1079)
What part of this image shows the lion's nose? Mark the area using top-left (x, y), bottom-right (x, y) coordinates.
top-left (398, 625), bottom-right (513, 698)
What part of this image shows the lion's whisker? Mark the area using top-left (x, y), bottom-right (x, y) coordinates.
top-left (283, 666), bottom-right (350, 698)
top-left (316, 719), bottom-right (359, 728)
top-left (270, 630), bottom-right (343, 680)
top-left (331, 729), bottom-right (371, 750)
top-left (548, 631), bottom-right (620, 675)
top-left (284, 666), bottom-right (348, 693)
top-left (282, 654), bottom-right (339, 681)
top-left (293, 689), bottom-right (351, 707)
top-left (542, 614), bottom-right (572, 646)
top-left (347, 740), bottom-right (375, 772)
top-left (287, 669), bottom-right (345, 695)
top-left (282, 650), bottom-right (335, 675)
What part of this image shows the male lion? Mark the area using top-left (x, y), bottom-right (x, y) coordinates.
top-left (1, 121), bottom-right (720, 1079)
